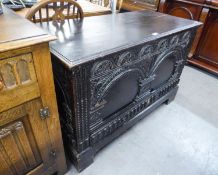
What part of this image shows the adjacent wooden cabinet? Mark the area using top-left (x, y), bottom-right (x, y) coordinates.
top-left (195, 9), bottom-right (218, 68)
top-left (158, 0), bottom-right (218, 75)
top-left (0, 8), bottom-right (67, 175)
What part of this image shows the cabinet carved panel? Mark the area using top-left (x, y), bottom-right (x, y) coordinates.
top-left (0, 98), bottom-right (54, 175)
top-left (0, 121), bottom-right (41, 175)
top-left (0, 53), bottom-right (40, 112)
top-left (0, 53), bottom-right (35, 90)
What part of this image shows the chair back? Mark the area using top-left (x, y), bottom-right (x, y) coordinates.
top-left (26, 0), bottom-right (84, 23)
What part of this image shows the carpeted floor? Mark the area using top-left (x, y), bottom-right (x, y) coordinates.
top-left (65, 66), bottom-right (218, 175)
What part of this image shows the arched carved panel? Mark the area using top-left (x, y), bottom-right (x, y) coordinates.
top-left (93, 69), bottom-right (142, 120)
top-left (150, 48), bottom-right (183, 90)
top-left (16, 60), bottom-right (31, 83)
top-left (0, 53), bottom-right (40, 112)
top-left (0, 63), bottom-right (16, 88)
top-left (89, 31), bottom-right (192, 125)
top-left (0, 53), bottom-right (37, 91)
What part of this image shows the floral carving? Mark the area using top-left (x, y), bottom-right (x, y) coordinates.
top-left (139, 45), bottom-right (153, 59)
top-left (158, 39), bottom-right (168, 51)
top-left (92, 60), bottom-right (115, 76)
top-left (170, 35), bottom-right (179, 45)
top-left (117, 51), bottom-right (134, 66)
top-left (181, 31), bottom-right (191, 48)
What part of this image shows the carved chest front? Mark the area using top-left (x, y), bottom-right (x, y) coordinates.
top-left (38, 11), bottom-right (201, 171)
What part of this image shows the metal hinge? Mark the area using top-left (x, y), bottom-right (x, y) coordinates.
top-left (39, 107), bottom-right (50, 119)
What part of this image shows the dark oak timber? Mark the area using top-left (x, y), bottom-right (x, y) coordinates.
top-left (37, 11), bottom-right (201, 171)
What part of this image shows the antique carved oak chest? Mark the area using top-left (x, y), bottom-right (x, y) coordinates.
top-left (37, 11), bottom-right (201, 171)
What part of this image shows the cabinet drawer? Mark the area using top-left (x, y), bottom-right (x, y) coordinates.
top-left (0, 53), bottom-right (40, 112)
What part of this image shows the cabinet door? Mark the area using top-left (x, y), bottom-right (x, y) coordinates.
top-left (0, 98), bottom-right (55, 175)
top-left (0, 44), bottom-right (66, 175)
top-left (195, 9), bottom-right (218, 67)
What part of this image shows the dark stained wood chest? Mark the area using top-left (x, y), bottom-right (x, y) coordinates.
top-left (37, 11), bottom-right (201, 171)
